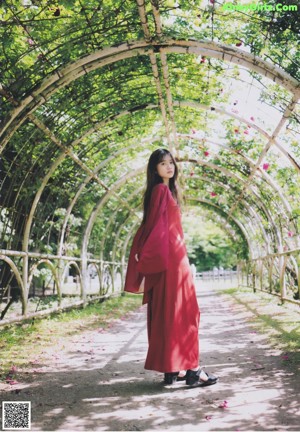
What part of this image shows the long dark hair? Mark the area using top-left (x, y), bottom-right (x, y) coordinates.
top-left (142, 149), bottom-right (179, 224)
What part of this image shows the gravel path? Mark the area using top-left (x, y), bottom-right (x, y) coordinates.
top-left (1, 282), bottom-right (299, 431)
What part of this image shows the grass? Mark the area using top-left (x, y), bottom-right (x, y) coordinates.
top-left (0, 293), bottom-right (142, 377)
top-left (218, 285), bottom-right (300, 366)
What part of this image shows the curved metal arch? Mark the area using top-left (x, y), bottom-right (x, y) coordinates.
top-left (99, 190), bottom-right (143, 263)
top-left (98, 180), bottom-right (256, 267)
top-left (58, 139), bottom-right (155, 256)
top-left (28, 259), bottom-right (61, 301)
top-left (107, 173), bottom-right (268, 259)
top-left (80, 166), bottom-right (145, 292)
top-left (175, 123), bottom-right (297, 247)
top-left (57, 100), bottom-right (297, 257)
top-left (18, 99), bottom-right (294, 266)
top-left (121, 219), bottom-right (141, 284)
top-left (33, 98), bottom-right (290, 258)
top-left (81, 155), bottom-right (280, 270)
top-left (111, 199), bottom-right (144, 263)
top-left (4, 93), bottom-right (297, 265)
top-left (185, 197), bottom-right (253, 259)
top-left (187, 175), bottom-right (271, 253)
top-left (93, 154), bottom-right (281, 253)
top-left (175, 101), bottom-right (300, 174)
top-left (186, 205), bottom-right (247, 257)
top-left (175, 107), bottom-right (298, 240)
top-left (102, 177), bottom-right (265, 264)
top-left (82, 166), bottom-right (146, 258)
top-left (180, 158), bottom-right (282, 248)
top-left (197, 197), bottom-right (262, 257)
top-left (71, 99), bottom-right (299, 241)
top-left (22, 153), bottom-right (67, 255)
top-left (0, 254), bottom-right (26, 314)
top-left (61, 260), bottom-right (84, 298)
top-left (1, 38), bottom-right (299, 152)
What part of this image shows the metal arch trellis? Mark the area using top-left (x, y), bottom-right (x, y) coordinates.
top-left (3, 95), bottom-right (296, 270)
top-left (110, 199), bottom-right (145, 263)
top-left (174, 100), bottom-right (300, 173)
top-left (1, 41), bottom-right (298, 230)
top-left (176, 127), bottom-right (296, 226)
top-left (57, 138), bottom-right (157, 257)
top-left (1, 99), bottom-right (296, 264)
top-left (80, 167), bottom-right (145, 299)
top-left (99, 191), bottom-right (144, 263)
top-left (96, 163), bottom-right (270, 262)
top-left (0, 254), bottom-right (25, 314)
top-left (187, 176), bottom-right (272, 256)
top-left (1, 1), bottom-right (300, 322)
top-left (43, 97), bottom-right (299, 260)
top-left (179, 157), bottom-right (283, 247)
top-left (1, 39), bottom-right (299, 153)
top-left (28, 258), bottom-right (61, 301)
top-left (186, 197), bottom-right (254, 259)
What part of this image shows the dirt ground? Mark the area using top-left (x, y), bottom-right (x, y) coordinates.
top-left (1, 282), bottom-right (299, 431)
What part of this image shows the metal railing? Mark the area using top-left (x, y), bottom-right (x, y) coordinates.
top-left (0, 248), bottom-right (124, 324)
top-left (1, 247), bottom-right (299, 325)
top-left (238, 248), bottom-right (300, 306)
top-left (196, 269), bottom-right (238, 281)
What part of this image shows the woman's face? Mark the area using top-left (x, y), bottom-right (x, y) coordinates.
top-left (156, 154), bottom-right (175, 184)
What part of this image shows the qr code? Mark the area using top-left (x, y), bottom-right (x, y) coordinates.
top-left (2, 401), bottom-right (31, 430)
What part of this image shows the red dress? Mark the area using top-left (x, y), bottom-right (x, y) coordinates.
top-left (124, 183), bottom-right (200, 373)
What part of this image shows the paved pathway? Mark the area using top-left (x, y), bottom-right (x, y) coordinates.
top-left (1, 282), bottom-right (299, 431)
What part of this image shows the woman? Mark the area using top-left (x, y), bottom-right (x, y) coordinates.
top-left (124, 149), bottom-right (218, 387)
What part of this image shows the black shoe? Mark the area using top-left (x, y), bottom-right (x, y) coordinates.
top-left (186, 368), bottom-right (218, 387)
top-left (164, 372), bottom-right (179, 385)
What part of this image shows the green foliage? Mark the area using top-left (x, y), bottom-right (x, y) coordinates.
top-left (183, 212), bottom-right (247, 271)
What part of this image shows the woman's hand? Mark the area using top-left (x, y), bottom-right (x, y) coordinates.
top-left (135, 253), bottom-right (139, 262)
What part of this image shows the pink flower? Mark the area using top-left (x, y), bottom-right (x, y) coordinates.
top-left (6, 378), bottom-right (19, 385)
top-left (236, 41), bottom-right (242, 47)
top-left (250, 116), bottom-right (255, 121)
top-left (205, 415), bottom-right (212, 421)
top-left (243, 129), bottom-right (249, 135)
top-left (218, 400), bottom-right (228, 409)
top-left (27, 38), bottom-right (34, 46)
top-left (200, 56), bottom-right (206, 63)
top-left (210, 192), bottom-right (217, 197)
top-left (210, 0), bottom-right (215, 4)
top-left (288, 231), bottom-right (294, 237)
top-left (234, 128), bottom-right (239, 133)
top-left (204, 151), bottom-right (209, 156)
top-left (262, 163), bottom-right (269, 171)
